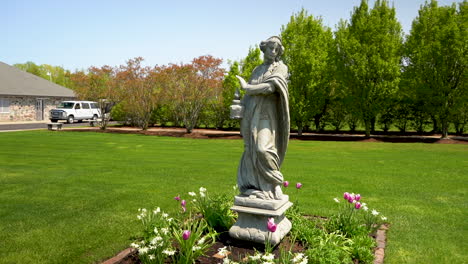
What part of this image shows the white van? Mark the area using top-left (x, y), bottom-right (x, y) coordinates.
top-left (50, 101), bottom-right (101, 123)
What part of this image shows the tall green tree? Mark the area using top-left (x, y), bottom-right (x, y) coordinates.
top-left (404, 0), bottom-right (467, 138)
top-left (281, 8), bottom-right (335, 134)
top-left (221, 61), bottom-right (241, 128)
top-left (335, 0), bottom-right (403, 137)
top-left (239, 46), bottom-right (263, 81)
top-left (14, 62), bottom-right (74, 88)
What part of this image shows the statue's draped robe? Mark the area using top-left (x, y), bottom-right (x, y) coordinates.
top-left (238, 61), bottom-right (289, 200)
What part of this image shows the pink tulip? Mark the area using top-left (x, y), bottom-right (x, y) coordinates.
top-left (182, 230), bottom-right (191, 240)
top-left (355, 202), bottom-right (362, 209)
top-left (347, 196), bottom-right (354, 203)
top-left (355, 194), bottom-right (361, 201)
top-left (296, 183), bottom-right (302, 189)
top-left (267, 218), bottom-right (277, 232)
top-left (343, 192), bottom-right (350, 200)
top-left (174, 195), bottom-right (181, 201)
top-left (283, 181), bottom-right (289, 187)
top-left (181, 200), bottom-right (186, 207)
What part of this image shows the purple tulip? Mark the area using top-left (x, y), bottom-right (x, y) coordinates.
top-left (296, 183), bottom-right (302, 189)
top-left (347, 196), bottom-right (354, 203)
top-left (181, 200), bottom-right (186, 207)
top-left (343, 192), bottom-right (350, 200)
top-left (182, 230), bottom-right (191, 240)
top-left (283, 181), bottom-right (289, 187)
top-left (267, 218), bottom-right (277, 232)
top-left (355, 194), bottom-right (361, 201)
top-left (355, 202), bottom-right (362, 209)
top-left (174, 195), bottom-right (181, 201)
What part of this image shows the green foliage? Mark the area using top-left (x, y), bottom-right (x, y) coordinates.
top-left (305, 231), bottom-right (354, 264)
top-left (132, 208), bottom-right (177, 263)
top-left (281, 9), bottom-right (335, 134)
top-left (240, 46), bottom-right (263, 81)
top-left (172, 218), bottom-right (217, 264)
top-left (186, 187), bottom-right (237, 233)
top-left (222, 61), bottom-right (242, 128)
top-left (403, 0), bottom-right (468, 138)
top-left (13, 61), bottom-right (74, 88)
top-left (335, 0), bottom-right (403, 136)
top-left (110, 102), bottom-right (128, 122)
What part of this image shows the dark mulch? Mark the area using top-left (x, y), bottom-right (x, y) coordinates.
top-left (65, 126), bottom-right (468, 144)
top-left (115, 233), bottom-right (305, 264)
top-left (110, 225), bottom-right (389, 264)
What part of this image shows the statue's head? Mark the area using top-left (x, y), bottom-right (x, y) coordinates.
top-left (260, 36), bottom-right (284, 62)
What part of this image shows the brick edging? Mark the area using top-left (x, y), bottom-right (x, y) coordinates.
top-left (101, 248), bottom-right (136, 264)
top-left (374, 224), bottom-right (389, 264)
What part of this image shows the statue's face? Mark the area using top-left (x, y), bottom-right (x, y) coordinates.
top-left (264, 41), bottom-right (280, 61)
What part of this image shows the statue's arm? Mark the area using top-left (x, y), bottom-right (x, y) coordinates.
top-left (236, 76), bottom-right (275, 95)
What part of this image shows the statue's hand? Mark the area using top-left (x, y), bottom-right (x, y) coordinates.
top-left (236, 75), bottom-right (248, 90)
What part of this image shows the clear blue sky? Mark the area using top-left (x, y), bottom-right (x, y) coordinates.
top-left (1, 0), bottom-right (463, 71)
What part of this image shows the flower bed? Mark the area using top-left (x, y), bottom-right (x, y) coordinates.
top-left (106, 186), bottom-right (389, 264)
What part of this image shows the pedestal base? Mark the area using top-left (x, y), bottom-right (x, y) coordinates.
top-left (229, 196), bottom-right (292, 246)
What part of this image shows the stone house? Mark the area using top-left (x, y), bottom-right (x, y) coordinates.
top-left (0, 61), bottom-right (76, 122)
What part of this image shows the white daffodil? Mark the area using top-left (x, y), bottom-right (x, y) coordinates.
top-left (130, 242), bottom-right (140, 248)
top-left (362, 205), bottom-right (369, 211)
top-left (200, 192), bottom-right (206, 197)
top-left (299, 256), bottom-right (308, 264)
top-left (148, 255), bottom-right (155, 260)
top-left (162, 213), bottom-right (169, 218)
top-left (150, 236), bottom-right (163, 245)
top-left (153, 207), bottom-right (160, 214)
top-left (199, 187), bottom-right (207, 193)
top-left (262, 253), bottom-right (275, 261)
top-left (163, 249), bottom-right (176, 256)
top-left (161, 227), bottom-right (169, 235)
top-left (371, 209), bottom-right (380, 216)
top-left (198, 237), bottom-right (206, 245)
top-left (381, 216), bottom-right (387, 221)
top-left (188, 192), bottom-right (196, 196)
top-left (138, 247), bottom-right (149, 254)
top-left (192, 245), bottom-right (201, 251)
top-left (217, 246), bottom-right (229, 256)
top-left (249, 253), bottom-right (262, 260)
top-left (333, 198), bottom-right (340, 203)
top-left (292, 252), bottom-right (304, 263)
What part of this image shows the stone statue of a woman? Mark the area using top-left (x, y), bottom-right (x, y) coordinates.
top-left (235, 36), bottom-right (289, 200)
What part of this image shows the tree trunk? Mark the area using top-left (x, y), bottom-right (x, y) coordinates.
top-left (314, 115), bottom-right (321, 132)
top-left (364, 120), bottom-right (371, 138)
top-left (431, 116), bottom-right (439, 133)
top-left (297, 121), bottom-right (303, 136)
top-left (371, 116), bottom-right (376, 133)
top-left (441, 120), bottom-right (449, 139)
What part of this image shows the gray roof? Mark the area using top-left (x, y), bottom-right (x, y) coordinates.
top-left (0, 61), bottom-right (76, 97)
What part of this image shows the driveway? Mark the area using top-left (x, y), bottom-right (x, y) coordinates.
top-left (0, 121), bottom-right (93, 132)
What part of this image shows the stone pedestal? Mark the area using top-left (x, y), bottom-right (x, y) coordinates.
top-left (229, 195), bottom-right (292, 246)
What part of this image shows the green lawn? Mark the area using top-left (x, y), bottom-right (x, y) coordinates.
top-left (0, 130), bottom-right (466, 264)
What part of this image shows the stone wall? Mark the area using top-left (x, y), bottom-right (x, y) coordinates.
top-left (0, 96), bottom-right (75, 122)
